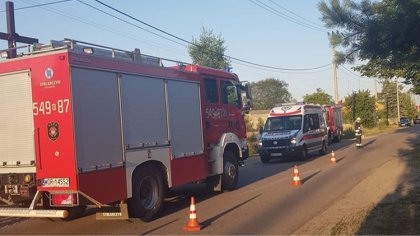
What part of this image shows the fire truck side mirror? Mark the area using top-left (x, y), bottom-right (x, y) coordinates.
top-left (243, 101), bottom-right (251, 114)
top-left (244, 83), bottom-right (253, 100)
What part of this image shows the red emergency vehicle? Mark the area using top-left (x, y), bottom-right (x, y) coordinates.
top-left (323, 105), bottom-right (343, 144)
top-left (0, 39), bottom-right (252, 221)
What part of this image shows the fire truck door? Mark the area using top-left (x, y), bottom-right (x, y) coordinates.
top-left (220, 80), bottom-right (242, 133)
top-left (0, 71), bottom-right (36, 174)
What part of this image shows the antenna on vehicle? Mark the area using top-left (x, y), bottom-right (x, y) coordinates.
top-left (0, 1), bottom-right (38, 58)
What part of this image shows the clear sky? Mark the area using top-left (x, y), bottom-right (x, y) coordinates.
top-left (0, 0), bottom-right (415, 103)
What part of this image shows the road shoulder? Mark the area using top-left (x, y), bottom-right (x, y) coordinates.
top-left (293, 156), bottom-right (408, 235)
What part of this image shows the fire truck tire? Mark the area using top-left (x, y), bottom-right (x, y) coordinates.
top-left (132, 165), bottom-right (164, 222)
top-left (222, 150), bottom-right (239, 191)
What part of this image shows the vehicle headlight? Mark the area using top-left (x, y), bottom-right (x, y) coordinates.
top-left (258, 141), bottom-right (263, 147)
top-left (290, 137), bottom-right (297, 144)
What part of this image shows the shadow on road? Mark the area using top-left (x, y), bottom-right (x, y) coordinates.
top-left (301, 170), bottom-right (322, 184)
top-left (201, 194), bottom-right (261, 229)
top-left (140, 218), bottom-right (179, 235)
top-left (355, 125), bottom-right (420, 235)
top-left (362, 139), bottom-right (376, 148)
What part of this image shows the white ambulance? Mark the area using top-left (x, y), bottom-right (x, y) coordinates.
top-left (258, 103), bottom-right (328, 163)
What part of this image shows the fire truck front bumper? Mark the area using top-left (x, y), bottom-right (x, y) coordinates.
top-left (0, 207), bottom-right (68, 218)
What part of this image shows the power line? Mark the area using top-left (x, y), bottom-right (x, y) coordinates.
top-left (248, 0), bottom-right (327, 33)
top-left (232, 60), bottom-right (331, 74)
top-left (4, 0), bottom-right (332, 72)
top-left (0, 0), bottom-right (72, 12)
top-left (90, 0), bottom-right (191, 47)
top-left (267, 0), bottom-right (325, 29)
top-left (88, 0), bottom-right (331, 71)
top-left (339, 65), bottom-right (371, 84)
top-left (19, 0), bottom-right (189, 57)
top-left (76, 0), bottom-right (186, 48)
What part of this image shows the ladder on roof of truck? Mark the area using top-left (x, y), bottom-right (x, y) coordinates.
top-left (1, 38), bottom-right (193, 69)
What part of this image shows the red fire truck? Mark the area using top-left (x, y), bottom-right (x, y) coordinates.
top-left (0, 39), bottom-right (252, 221)
top-left (323, 105), bottom-right (343, 144)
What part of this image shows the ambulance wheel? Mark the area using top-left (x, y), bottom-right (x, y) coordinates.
top-left (328, 132), bottom-right (333, 145)
top-left (132, 165), bottom-right (165, 222)
top-left (260, 155), bottom-right (270, 163)
top-left (319, 141), bottom-right (327, 155)
top-left (299, 146), bottom-right (308, 161)
top-left (222, 150), bottom-right (239, 191)
top-left (335, 130), bottom-right (342, 142)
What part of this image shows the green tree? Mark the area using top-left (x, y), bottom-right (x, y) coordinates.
top-left (251, 78), bottom-right (292, 110)
top-left (379, 79), bottom-right (418, 121)
top-left (318, 0), bottom-right (420, 94)
top-left (344, 90), bottom-right (376, 127)
top-left (188, 27), bottom-right (230, 69)
top-left (303, 88), bottom-right (334, 105)
top-left (400, 93), bottom-right (417, 120)
top-left (378, 79), bottom-right (400, 123)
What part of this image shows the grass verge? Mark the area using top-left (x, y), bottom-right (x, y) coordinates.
top-left (342, 124), bottom-right (398, 139)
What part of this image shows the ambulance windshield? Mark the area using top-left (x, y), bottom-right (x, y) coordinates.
top-left (264, 115), bottom-right (302, 131)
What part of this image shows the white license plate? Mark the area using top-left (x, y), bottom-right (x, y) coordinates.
top-left (271, 153), bottom-right (282, 157)
top-left (42, 178), bottom-right (70, 187)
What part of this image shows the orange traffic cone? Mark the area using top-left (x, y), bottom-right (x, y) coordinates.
top-left (292, 165), bottom-right (302, 186)
top-left (331, 150), bottom-right (336, 164)
top-left (183, 197), bottom-right (202, 232)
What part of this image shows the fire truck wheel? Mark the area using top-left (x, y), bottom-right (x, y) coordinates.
top-left (132, 165), bottom-right (164, 222)
top-left (222, 150), bottom-right (239, 191)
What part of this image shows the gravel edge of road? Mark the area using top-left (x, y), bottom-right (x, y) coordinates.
top-left (292, 154), bottom-right (408, 235)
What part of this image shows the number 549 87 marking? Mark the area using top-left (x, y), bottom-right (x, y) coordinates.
top-left (33, 99), bottom-right (70, 116)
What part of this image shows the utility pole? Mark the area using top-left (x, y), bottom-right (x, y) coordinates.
top-left (396, 78), bottom-right (400, 122)
top-left (332, 46), bottom-right (338, 104)
top-left (374, 77), bottom-right (379, 128)
top-left (328, 31), bottom-right (339, 104)
top-left (0, 1), bottom-right (38, 58)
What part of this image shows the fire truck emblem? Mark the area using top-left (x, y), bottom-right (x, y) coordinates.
top-left (47, 122), bottom-right (59, 141)
top-left (45, 68), bottom-right (54, 80)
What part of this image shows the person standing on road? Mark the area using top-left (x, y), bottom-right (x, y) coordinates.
top-left (354, 117), bottom-right (362, 147)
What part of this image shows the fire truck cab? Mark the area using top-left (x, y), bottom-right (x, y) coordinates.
top-left (0, 39), bottom-right (252, 221)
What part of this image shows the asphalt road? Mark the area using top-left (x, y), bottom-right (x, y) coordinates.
top-left (1, 125), bottom-right (419, 235)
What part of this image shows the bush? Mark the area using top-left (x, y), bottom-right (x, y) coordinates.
top-left (245, 115), bottom-right (255, 132)
top-left (247, 132), bottom-right (259, 156)
top-left (257, 117), bottom-right (265, 131)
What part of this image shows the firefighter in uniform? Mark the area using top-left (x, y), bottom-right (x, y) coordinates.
top-left (354, 117), bottom-right (362, 147)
